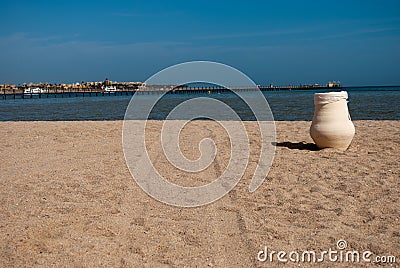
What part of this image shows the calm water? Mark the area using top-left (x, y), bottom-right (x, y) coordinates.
top-left (0, 87), bottom-right (399, 121)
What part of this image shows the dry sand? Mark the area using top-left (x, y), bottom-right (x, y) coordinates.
top-left (0, 120), bottom-right (399, 267)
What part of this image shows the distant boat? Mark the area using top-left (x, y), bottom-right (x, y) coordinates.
top-left (104, 86), bottom-right (118, 92)
top-left (24, 87), bottom-right (46, 94)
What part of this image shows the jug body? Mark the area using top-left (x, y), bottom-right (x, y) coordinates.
top-left (310, 91), bottom-right (355, 150)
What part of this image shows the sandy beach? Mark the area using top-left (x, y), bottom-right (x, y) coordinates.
top-left (0, 120), bottom-right (399, 267)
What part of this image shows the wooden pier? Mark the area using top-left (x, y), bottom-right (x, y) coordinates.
top-left (1, 85), bottom-right (342, 100)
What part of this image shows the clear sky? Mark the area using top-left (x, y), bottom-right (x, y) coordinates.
top-left (1, 0), bottom-right (399, 86)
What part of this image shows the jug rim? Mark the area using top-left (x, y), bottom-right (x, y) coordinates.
top-left (314, 91), bottom-right (348, 104)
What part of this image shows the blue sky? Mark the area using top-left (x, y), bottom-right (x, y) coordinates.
top-left (1, 0), bottom-right (399, 85)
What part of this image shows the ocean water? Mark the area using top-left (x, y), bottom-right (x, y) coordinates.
top-left (0, 87), bottom-right (399, 121)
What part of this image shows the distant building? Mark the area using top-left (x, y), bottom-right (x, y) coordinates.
top-left (104, 77), bottom-right (112, 86)
top-left (327, 81), bottom-right (341, 88)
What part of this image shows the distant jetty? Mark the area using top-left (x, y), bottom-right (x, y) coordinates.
top-left (1, 78), bottom-right (342, 99)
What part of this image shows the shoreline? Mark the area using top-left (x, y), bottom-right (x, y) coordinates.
top-left (1, 84), bottom-right (400, 97)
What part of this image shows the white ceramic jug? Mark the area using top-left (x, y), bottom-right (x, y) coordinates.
top-left (310, 91), bottom-right (355, 150)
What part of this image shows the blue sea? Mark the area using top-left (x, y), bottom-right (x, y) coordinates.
top-left (0, 87), bottom-right (399, 121)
